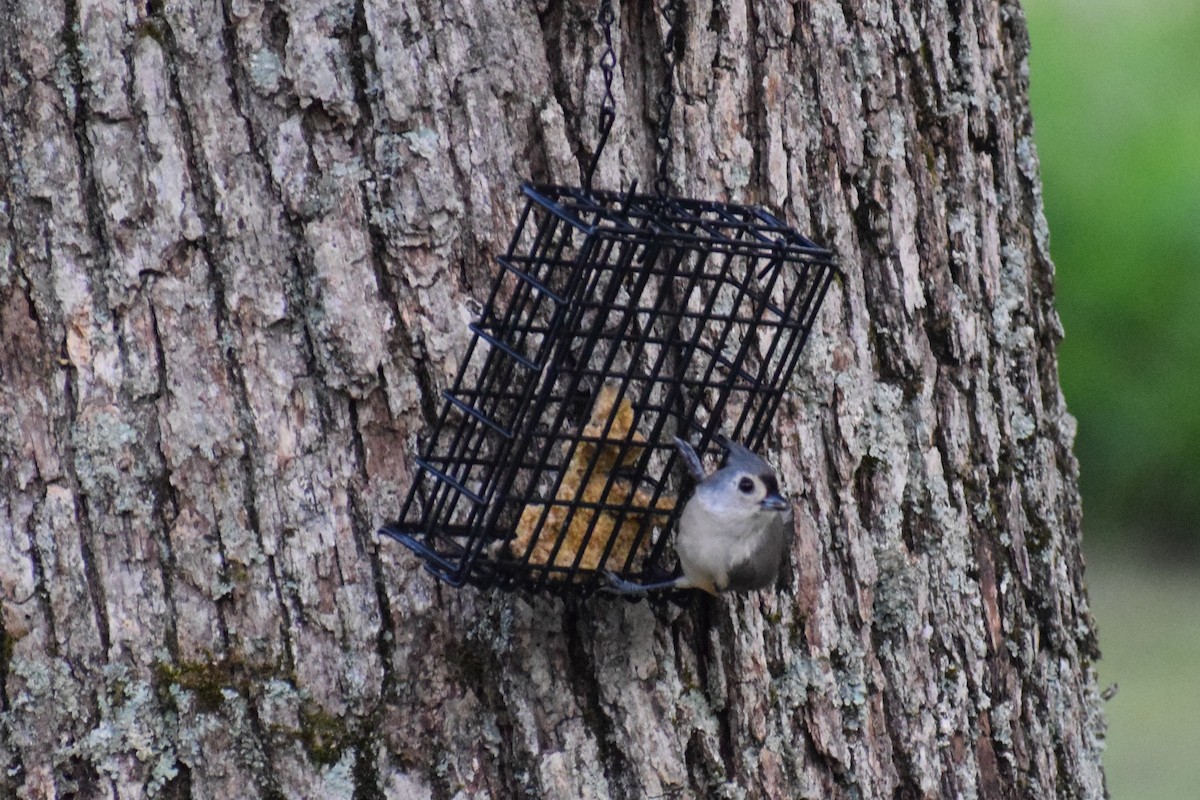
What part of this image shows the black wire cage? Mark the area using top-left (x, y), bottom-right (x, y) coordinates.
top-left (379, 183), bottom-right (838, 596)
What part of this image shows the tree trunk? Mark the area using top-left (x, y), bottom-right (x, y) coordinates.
top-left (0, 0), bottom-right (1107, 797)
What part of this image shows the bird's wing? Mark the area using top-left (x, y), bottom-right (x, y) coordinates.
top-left (723, 522), bottom-right (788, 592)
top-left (724, 549), bottom-right (775, 592)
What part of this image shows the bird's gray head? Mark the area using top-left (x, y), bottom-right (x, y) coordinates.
top-left (690, 438), bottom-right (790, 519)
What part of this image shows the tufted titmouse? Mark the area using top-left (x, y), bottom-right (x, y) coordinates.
top-left (605, 436), bottom-right (793, 595)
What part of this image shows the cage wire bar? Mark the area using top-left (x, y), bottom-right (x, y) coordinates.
top-left (379, 183), bottom-right (837, 596)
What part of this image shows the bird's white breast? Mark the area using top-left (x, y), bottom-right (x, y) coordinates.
top-left (677, 492), bottom-right (774, 593)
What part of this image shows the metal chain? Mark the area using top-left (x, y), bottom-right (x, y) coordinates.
top-left (598, 0), bottom-right (617, 125)
top-left (584, 0), bottom-right (618, 192)
top-left (653, 0), bottom-right (679, 198)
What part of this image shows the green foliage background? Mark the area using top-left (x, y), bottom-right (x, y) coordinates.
top-left (1025, 3), bottom-right (1200, 796)
top-left (1025, 0), bottom-right (1200, 548)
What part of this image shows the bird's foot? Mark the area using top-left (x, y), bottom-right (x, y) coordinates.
top-left (602, 571), bottom-right (685, 595)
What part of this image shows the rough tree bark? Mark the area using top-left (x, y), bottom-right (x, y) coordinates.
top-left (0, 0), bottom-right (1106, 797)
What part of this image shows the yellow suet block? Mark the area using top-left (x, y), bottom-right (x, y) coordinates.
top-left (509, 384), bottom-right (675, 575)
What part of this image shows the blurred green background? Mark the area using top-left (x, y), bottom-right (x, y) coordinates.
top-left (1024, 0), bottom-right (1200, 797)
top-left (1025, 0), bottom-right (1200, 549)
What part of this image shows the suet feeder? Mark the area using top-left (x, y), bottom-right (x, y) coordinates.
top-left (378, 2), bottom-right (839, 596)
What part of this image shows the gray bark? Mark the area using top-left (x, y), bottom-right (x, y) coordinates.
top-left (0, 0), bottom-right (1107, 798)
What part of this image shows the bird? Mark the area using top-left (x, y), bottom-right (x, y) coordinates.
top-left (605, 435), bottom-right (793, 595)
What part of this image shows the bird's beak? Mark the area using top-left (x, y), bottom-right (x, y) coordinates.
top-left (761, 493), bottom-right (789, 511)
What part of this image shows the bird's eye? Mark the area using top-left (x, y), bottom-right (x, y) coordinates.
top-left (738, 477), bottom-right (756, 494)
